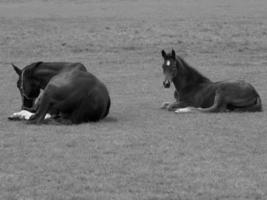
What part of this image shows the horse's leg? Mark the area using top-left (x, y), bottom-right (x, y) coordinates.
top-left (161, 101), bottom-right (180, 110)
top-left (175, 107), bottom-right (198, 113)
top-left (229, 96), bottom-right (262, 112)
top-left (161, 90), bottom-right (184, 111)
top-left (197, 91), bottom-right (226, 112)
top-left (244, 96), bottom-right (262, 112)
top-left (162, 100), bottom-right (189, 111)
top-left (29, 90), bottom-right (45, 112)
top-left (28, 92), bottom-right (51, 124)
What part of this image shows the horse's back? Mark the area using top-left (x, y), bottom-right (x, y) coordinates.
top-left (215, 80), bottom-right (260, 98)
top-left (40, 62), bottom-right (87, 72)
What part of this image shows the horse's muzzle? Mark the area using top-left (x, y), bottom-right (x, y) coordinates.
top-left (163, 80), bottom-right (171, 88)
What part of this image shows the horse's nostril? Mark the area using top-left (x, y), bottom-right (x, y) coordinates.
top-left (163, 81), bottom-right (170, 88)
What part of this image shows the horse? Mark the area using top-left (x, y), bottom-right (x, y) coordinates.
top-left (160, 49), bottom-right (262, 113)
top-left (11, 62), bottom-right (111, 124)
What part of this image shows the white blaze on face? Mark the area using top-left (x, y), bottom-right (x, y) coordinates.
top-left (166, 60), bottom-right (171, 66)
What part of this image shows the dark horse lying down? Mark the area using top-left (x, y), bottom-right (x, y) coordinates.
top-left (161, 49), bottom-right (262, 113)
top-left (11, 62), bottom-right (111, 124)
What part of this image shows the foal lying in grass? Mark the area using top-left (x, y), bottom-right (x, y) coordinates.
top-left (160, 49), bottom-right (262, 113)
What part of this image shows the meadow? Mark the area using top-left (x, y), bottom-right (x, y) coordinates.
top-left (0, 0), bottom-right (267, 199)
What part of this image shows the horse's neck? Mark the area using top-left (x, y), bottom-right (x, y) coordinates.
top-left (172, 61), bottom-right (210, 92)
top-left (33, 65), bottom-right (63, 88)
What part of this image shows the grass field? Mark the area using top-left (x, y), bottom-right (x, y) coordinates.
top-left (0, 0), bottom-right (267, 199)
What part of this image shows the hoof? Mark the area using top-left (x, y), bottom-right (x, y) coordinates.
top-left (160, 102), bottom-right (170, 109)
top-left (167, 105), bottom-right (176, 111)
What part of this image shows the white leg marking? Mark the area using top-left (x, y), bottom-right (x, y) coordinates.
top-left (175, 107), bottom-right (196, 113)
top-left (9, 110), bottom-right (51, 120)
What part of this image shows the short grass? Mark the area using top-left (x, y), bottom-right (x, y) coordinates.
top-left (0, 0), bottom-right (267, 199)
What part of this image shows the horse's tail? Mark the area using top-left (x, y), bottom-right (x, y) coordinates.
top-left (248, 95), bottom-right (262, 112)
top-left (102, 96), bottom-right (111, 119)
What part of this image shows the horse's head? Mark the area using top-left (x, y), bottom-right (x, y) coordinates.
top-left (161, 49), bottom-right (179, 88)
top-left (12, 64), bottom-right (41, 110)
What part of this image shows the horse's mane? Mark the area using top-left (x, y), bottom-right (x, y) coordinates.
top-left (23, 61), bottom-right (43, 76)
top-left (176, 56), bottom-right (210, 84)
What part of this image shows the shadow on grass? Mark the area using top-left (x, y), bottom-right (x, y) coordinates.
top-left (7, 115), bottom-right (118, 126)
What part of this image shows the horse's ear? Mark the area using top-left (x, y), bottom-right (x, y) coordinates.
top-left (171, 49), bottom-right (176, 58)
top-left (12, 64), bottom-right (22, 76)
top-left (161, 50), bottom-right (167, 59)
